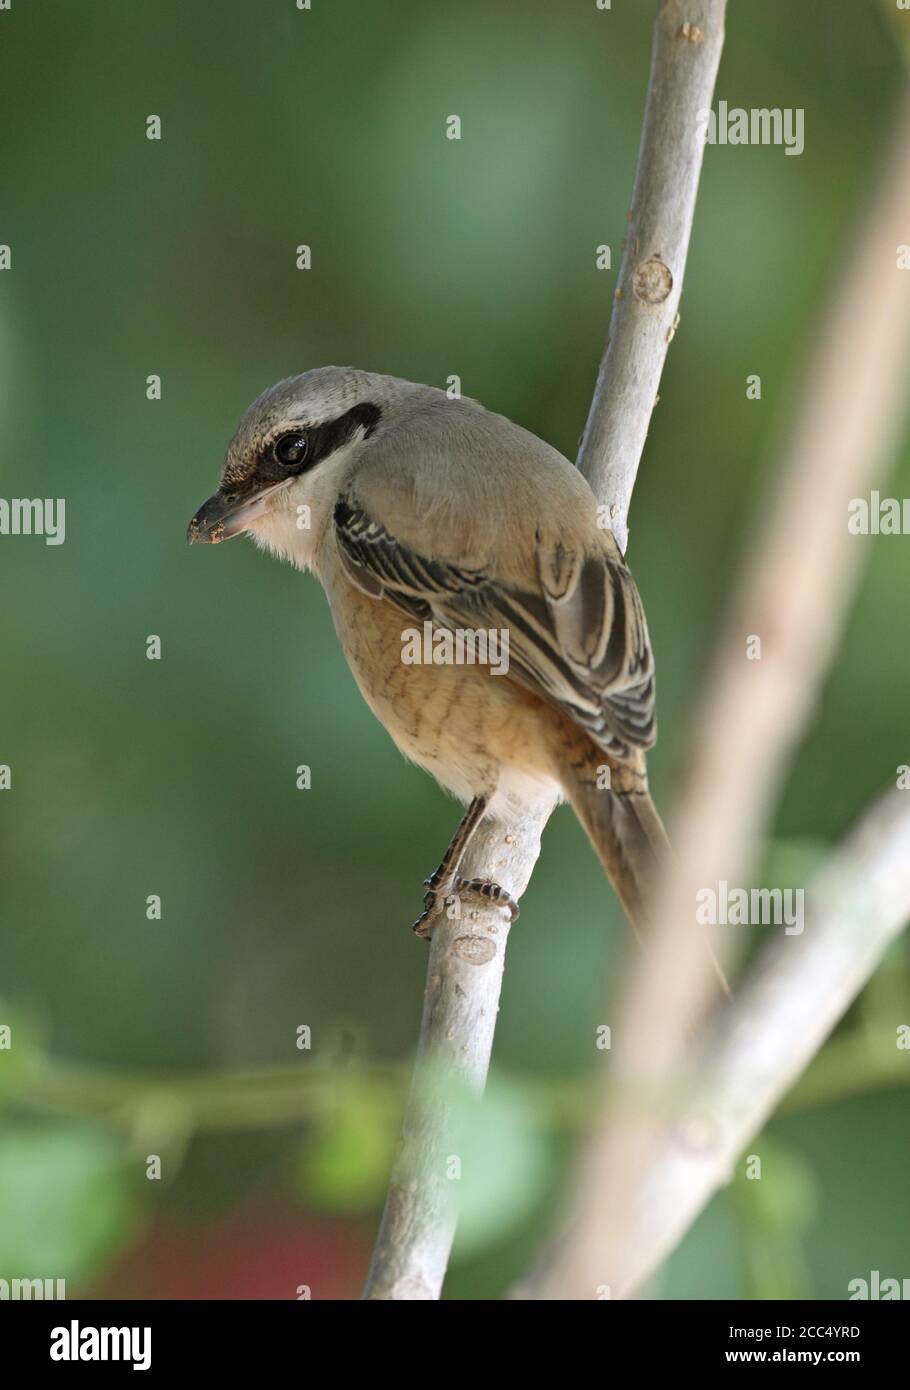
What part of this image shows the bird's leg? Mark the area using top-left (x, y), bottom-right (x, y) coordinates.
top-left (413, 795), bottom-right (520, 938)
top-left (423, 796), bottom-right (489, 893)
top-left (413, 796), bottom-right (487, 936)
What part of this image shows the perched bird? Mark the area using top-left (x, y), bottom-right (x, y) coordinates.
top-left (188, 368), bottom-right (667, 935)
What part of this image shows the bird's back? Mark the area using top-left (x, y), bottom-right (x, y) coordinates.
top-left (345, 389), bottom-right (604, 585)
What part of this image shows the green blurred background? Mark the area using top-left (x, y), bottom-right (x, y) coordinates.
top-left (1, 0), bottom-right (908, 1299)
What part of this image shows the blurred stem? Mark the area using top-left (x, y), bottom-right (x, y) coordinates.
top-left (518, 69), bottom-right (910, 1298)
top-left (6, 1020), bottom-right (905, 1136)
top-left (780, 1025), bottom-right (908, 1113)
top-left (7, 1056), bottom-right (401, 1133)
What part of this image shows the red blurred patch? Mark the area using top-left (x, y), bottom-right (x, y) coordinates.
top-left (92, 1204), bottom-right (369, 1300)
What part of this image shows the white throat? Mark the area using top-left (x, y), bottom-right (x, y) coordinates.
top-left (246, 439), bottom-right (361, 573)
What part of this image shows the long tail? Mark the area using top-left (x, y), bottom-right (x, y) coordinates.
top-left (562, 747), bottom-right (669, 936)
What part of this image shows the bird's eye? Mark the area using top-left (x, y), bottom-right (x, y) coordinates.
top-left (273, 432), bottom-right (309, 468)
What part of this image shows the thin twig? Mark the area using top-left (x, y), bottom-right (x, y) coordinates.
top-left (362, 0), bottom-right (728, 1301)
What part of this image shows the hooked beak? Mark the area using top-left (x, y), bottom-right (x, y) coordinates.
top-left (186, 479), bottom-right (290, 545)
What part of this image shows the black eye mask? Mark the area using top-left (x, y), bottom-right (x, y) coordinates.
top-left (264, 401), bottom-right (383, 480)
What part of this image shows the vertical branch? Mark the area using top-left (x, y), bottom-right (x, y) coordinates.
top-left (362, 0), bottom-right (728, 1300)
top-left (362, 810), bottom-right (547, 1299)
top-left (579, 0), bottom-right (726, 537)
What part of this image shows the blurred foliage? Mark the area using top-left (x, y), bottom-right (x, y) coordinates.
top-left (1, 0), bottom-right (909, 1297)
top-left (732, 1137), bottom-right (820, 1301)
top-left (296, 1080), bottom-right (398, 1214)
top-left (0, 1126), bottom-right (140, 1284)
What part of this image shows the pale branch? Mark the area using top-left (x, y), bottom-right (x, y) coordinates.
top-left (361, 0), bottom-right (728, 1301)
top-left (522, 789), bottom-right (910, 1300)
top-left (579, 0), bottom-right (727, 545)
top-left (517, 87), bottom-right (910, 1301)
top-left (361, 808), bottom-right (547, 1300)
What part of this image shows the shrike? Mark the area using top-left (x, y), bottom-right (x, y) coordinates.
top-left (188, 368), bottom-right (667, 934)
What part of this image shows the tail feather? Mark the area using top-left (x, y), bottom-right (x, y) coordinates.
top-left (562, 743), bottom-right (733, 995)
top-left (563, 751), bottom-right (669, 935)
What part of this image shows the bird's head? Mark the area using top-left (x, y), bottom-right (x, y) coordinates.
top-left (187, 366), bottom-right (402, 565)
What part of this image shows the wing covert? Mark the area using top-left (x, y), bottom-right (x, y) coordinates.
top-left (333, 496), bottom-right (655, 755)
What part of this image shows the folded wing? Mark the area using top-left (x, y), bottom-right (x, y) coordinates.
top-left (333, 495), bottom-right (656, 757)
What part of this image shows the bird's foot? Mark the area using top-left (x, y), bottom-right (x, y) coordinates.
top-left (411, 875), bottom-right (520, 940)
top-left (453, 876), bottom-right (521, 921)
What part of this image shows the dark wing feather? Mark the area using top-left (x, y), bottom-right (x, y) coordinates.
top-left (333, 497), bottom-right (655, 756)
